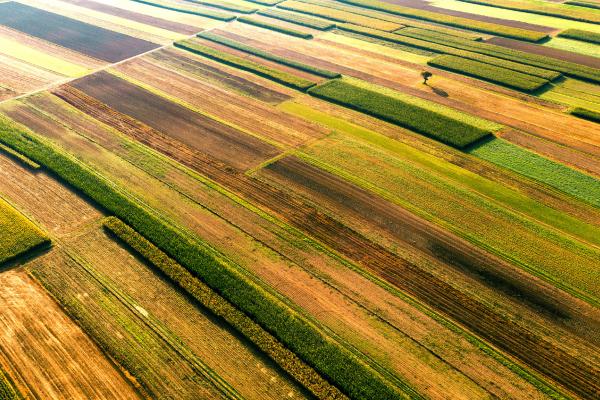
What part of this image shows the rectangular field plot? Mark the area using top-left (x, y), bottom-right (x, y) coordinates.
top-left (0, 197), bottom-right (49, 266)
top-left (0, 2), bottom-right (159, 62)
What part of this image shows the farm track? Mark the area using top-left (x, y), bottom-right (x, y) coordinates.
top-left (53, 84), bottom-right (600, 399)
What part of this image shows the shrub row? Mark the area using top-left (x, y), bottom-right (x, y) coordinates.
top-left (0, 142), bottom-right (40, 169)
top-left (428, 54), bottom-right (550, 92)
top-left (558, 29), bottom-right (600, 45)
top-left (571, 107), bottom-right (600, 123)
top-left (237, 16), bottom-right (314, 38)
top-left (198, 31), bottom-right (341, 77)
top-left (337, 24), bottom-right (562, 80)
top-left (187, 0), bottom-right (258, 14)
top-left (456, 0), bottom-right (600, 24)
top-left (0, 115), bottom-right (411, 400)
top-left (174, 39), bottom-right (316, 90)
top-left (103, 216), bottom-right (346, 400)
top-left (308, 78), bottom-right (496, 148)
top-left (565, 0), bottom-right (600, 9)
top-left (277, 0), bottom-right (402, 31)
top-left (258, 8), bottom-right (336, 30)
top-left (132, 0), bottom-right (236, 20)
top-left (336, 0), bottom-right (549, 42)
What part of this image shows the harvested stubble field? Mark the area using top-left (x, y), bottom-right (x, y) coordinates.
top-left (0, 0), bottom-right (599, 399)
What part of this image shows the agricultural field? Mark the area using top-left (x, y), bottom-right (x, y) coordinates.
top-left (0, 0), bottom-right (599, 399)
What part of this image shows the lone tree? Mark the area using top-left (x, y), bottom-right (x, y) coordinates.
top-left (421, 70), bottom-right (432, 85)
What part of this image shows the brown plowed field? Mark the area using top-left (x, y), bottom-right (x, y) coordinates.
top-left (0, 269), bottom-right (141, 400)
top-left (68, 71), bottom-right (281, 170)
top-left (0, 54), bottom-right (64, 93)
top-left (114, 57), bottom-right (327, 148)
top-left (52, 86), bottom-right (600, 398)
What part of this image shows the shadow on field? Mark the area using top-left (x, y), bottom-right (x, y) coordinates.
top-left (0, 241), bottom-right (52, 273)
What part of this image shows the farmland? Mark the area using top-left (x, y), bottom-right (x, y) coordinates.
top-left (0, 0), bottom-right (599, 399)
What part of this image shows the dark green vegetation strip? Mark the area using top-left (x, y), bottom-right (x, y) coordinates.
top-left (198, 31), bottom-right (340, 77)
top-left (103, 216), bottom-right (346, 400)
top-left (336, 0), bottom-right (549, 42)
top-left (308, 79), bottom-right (494, 148)
top-left (469, 138), bottom-right (600, 208)
top-left (237, 16), bottom-right (315, 38)
top-left (186, 0), bottom-right (258, 13)
top-left (428, 54), bottom-right (549, 92)
top-left (456, 0), bottom-right (600, 24)
top-left (558, 29), bottom-right (600, 45)
top-left (132, 0), bottom-right (237, 20)
top-left (258, 8), bottom-right (336, 29)
top-left (571, 107), bottom-right (600, 123)
top-left (565, 0), bottom-right (600, 9)
top-left (0, 116), bottom-right (413, 400)
top-left (174, 39), bottom-right (316, 90)
top-left (247, 0), bottom-right (284, 4)
top-left (0, 142), bottom-right (40, 169)
top-left (0, 370), bottom-right (20, 400)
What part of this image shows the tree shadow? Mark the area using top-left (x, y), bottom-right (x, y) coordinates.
top-left (431, 86), bottom-right (449, 97)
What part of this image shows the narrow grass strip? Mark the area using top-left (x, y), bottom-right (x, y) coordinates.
top-left (571, 107), bottom-right (600, 123)
top-left (103, 216), bottom-right (347, 400)
top-left (0, 142), bottom-right (40, 169)
top-left (186, 0), bottom-right (258, 13)
top-left (132, 0), bottom-right (237, 20)
top-left (0, 115), bottom-right (413, 400)
top-left (336, 0), bottom-right (549, 42)
top-left (237, 16), bottom-right (315, 38)
top-left (308, 78), bottom-right (496, 148)
top-left (469, 138), bottom-right (600, 208)
top-left (565, 0), bottom-right (600, 9)
top-left (198, 31), bottom-right (340, 77)
top-left (258, 8), bottom-right (336, 29)
top-left (558, 29), bottom-right (600, 45)
top-left (174, 39), bottom-right (317, 90)
top-left (428, 54), bottom-right (549, 92)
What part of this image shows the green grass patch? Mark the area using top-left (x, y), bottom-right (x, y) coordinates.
top-left (456, 0), bottom-right (600, 23)
top-left (237, 16), bottom-right (315, 38)
top-left (0, 115), bottom-right (413, 400)
top-left (258, 8), bottom-right (336, 29)
top-left (558, 29), bottom-right (600, 45)
top-left (0, 197), bottom-right (50, 266)
top-left (132, 0), bottom-right (237, 20)
top-left (565, 0), bottom-right (600, 9)
top-left (337, 0), bottom-right (549, 41)
top-left (174, 39), bottom-right (317, 90)
top-left (428, 54), bottom-right (550, 92)
top-left (469, 138), bottom-right (600, 208)
top-left (187, 0), bottom-right (258, 13)
top-left (571, 107), bottom-right (600, 123)
top-left (198, 31), bottom-right (340, 77)
top-left (308, 78), bottom-right (498, 148)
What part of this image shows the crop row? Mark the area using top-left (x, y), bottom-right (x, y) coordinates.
top-left (571, 107), bottom-right (600, 123)
top-left (187, 0), bottom-right (258, 14)
top-left (198, 31), bottom-right (341, 77)
top-left (132, 0), bottom-right (236, 20)
top-left (237, 16), bottom-right (314, 38)
top-left (247, 0), bottom-right (283, 5)
top-left (456, 0), bottom-right (600, 24)
top-left (103, 216), bottom-right (346, 400)
top-left (337, 24), bottom-right (563, 80)
top-left (428, 54), bottom-right (550, 92)
top-left (565, 0), bottom-right (600, 9)
top-left (174, 39), bottom-right (316, 90)
top-left (258, 8), bottom-right (336, 30)
top-left (0, 115), bottom-right (410, 400)
top-left (337, 0), bottom-right (549, 42)
top-left (308, 78), bottom-right (496, 148)
top-left (558, 29), bottom-right (600, 45)
top-left (0, 143), bottom-right (40, 169)
top-left (0, 370), bottom-right (20, 400)
top-left (278, 0), bottom-right (402, 31)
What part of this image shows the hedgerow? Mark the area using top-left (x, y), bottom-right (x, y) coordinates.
top-left (258, 8), bottom-right (336, 30)
top-left (198, 31), bottom-right (341, 77)
top-left (0, 142), bottom-right (40, 169)
top-left (0, 115), bottom-right (413, 400)
top-left (237, 16), bottom-right (314, 38)
top-left (571, 107), bottom-right (600, 123)
top-left (132, 0), bottom-right (236, 20)
top-left (558, 29), bottom-right (600, 45)
top-left (103, 216), bottom-right (346, 400)
top-left (308, 78), bottom-right (496, 148)
top-left (174, 39), bottom-right (317, 90)
top-left (428, 54), bottom-right (550, 92)
top-left (336, 0), bottom-right (549, 42)
top-left (187, 0), bottom-right (258, 14)
top-left (565, 0), bottom-right (600, 9)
